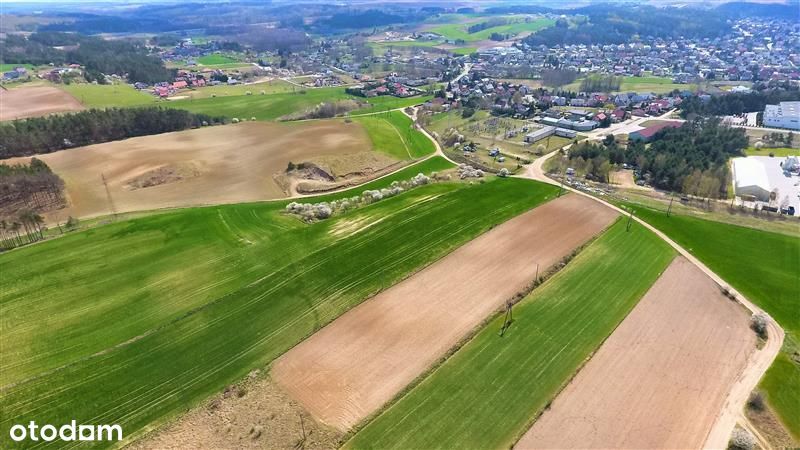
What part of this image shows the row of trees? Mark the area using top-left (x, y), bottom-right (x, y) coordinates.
top-left (0, 107), bottom-right (225, 158)
top-left (579, 75), bottom-right (622, 93)
top-left (566, 118), bottom-right (747, 197)
top-left (679, 88), bottom-right (800, 117)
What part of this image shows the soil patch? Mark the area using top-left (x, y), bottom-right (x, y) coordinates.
top-left (130, 373), bottom-right (341, 450)
top-left (516, 257), bottom-right (757, 449)
top-left (272, 194), bottom-right (618, 431)
top-left (0, 85), bottom-right (84, 121)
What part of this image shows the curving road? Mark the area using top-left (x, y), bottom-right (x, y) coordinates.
top-left (523, 146), bottom-right (784, 450)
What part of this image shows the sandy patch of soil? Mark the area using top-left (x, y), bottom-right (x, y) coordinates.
top-left (516, 257), bottom-right (757, 449)
top-left (130, 372), bottom-right (341, 450)
top-left (272, 194), bottom-right (618, 431)
top-left (609, 169), bottom-right (648, 191)
top-left (125, 162), bottom-right (201, 190)
top-left (2, 120), bottom-right (388, 221)
top-left (0, 85), bottom-right (84, 121)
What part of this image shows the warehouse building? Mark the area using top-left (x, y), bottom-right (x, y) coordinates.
top-left (763, 101), bottom-right (800, 130)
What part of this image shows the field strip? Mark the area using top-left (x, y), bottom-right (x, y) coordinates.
top-left (524, 148), bottom-right (787, 447)
top-left (272, 194), bottom-right (618, 431)
top-left (516, 257), bottom-right (758, 449)
top-left (343, 219), bottom-right (675, 449)
top-left (384, 117), bottom-right (413, 159)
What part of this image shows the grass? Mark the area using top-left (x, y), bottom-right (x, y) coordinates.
top-left (0, 175), bottom-right (562, 448)
top-left (621, 202), bottom-right (800, 439)
top-left (165, 87), bottom-right (352, 120)
top-left (0, 63), bottom-right (35, 72)
top-left (176, 80), bottom-right (296, 99)
top-left (350, 95), bottom-right (433, 116)
top-left (197, 54), bottom-right (240, 66)
top-left (561, 76), bottom-right (695, 94)
top-left (429, 17), bottom-right (554, 43)
top-left (744, 147), bottom-right (798, 157)
top-left (345, 218), bottom-right (675, 449)
top-left (59, 83), bottom-right (156, 108)
top-left (352, 111), bottom-right (436, 160)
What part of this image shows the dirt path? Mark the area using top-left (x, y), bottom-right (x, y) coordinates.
top-left (272, 194), bottom-right (618, 431)
top-left (516, 257), bottom-right (758, 449)
top-left (521, 147), bottom-right (785, 449)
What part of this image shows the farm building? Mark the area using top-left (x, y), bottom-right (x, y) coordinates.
top-left (732, 158), bottom-right (771, 201)
top-left (628, 122), bottom-right (682, 142)
top-left (525, 126), bottom-right (556, 143)
top-left (732, 156), bottom-right (800, 211)
top-left (524, 126), bottom-right (577, 143)
top-left (763, 101), bottom-right (800, 131)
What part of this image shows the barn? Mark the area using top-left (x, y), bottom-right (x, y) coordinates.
top-left (732, 157), bottom-right (771, 201)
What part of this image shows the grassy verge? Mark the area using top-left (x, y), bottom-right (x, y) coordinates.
top-left (744, 147), bottom-right (797, 157)
top-left (0, 176), bottom-right (560, 448)
top-left (345, 219), bottom-right (674, 449)
top-left (621, 202), bottom-right (800, 439)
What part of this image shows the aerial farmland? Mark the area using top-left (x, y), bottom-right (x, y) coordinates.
top-left (1, 1), bottom-right (798, 449)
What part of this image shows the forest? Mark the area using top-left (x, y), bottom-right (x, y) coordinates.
top-left (566, 119), bottom-right (748, 197)
top-left (524, 5), bottom-right (729, 46)
top-left (0, 159), bottom-right (65, 249)
top-left (0, 32), bottom-right (173, 84)
top-left (0, 108), bottom-right (225, 159)
top-left (679, 88), bottom-right (800, 117)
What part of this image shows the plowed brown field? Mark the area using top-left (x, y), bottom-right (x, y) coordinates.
top-left (272, 194), bottom-right (618, 431)
top-left (516, 257), bottom-right (757, 449)
top-left (0, 85), bottom-right (84, 120)
top-left (3, 121), bottom-right (385, 220)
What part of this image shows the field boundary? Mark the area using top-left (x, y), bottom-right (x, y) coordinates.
top-left (339, 213), bottom-right (619, 444)
top-left (524, 149), bottom-right (786, 448)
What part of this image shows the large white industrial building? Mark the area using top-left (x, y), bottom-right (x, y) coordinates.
top-left (763, 101), bottom-right (800, 130)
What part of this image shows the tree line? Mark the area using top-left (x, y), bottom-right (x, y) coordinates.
top-left (0, 108), bottom-right (225, 159)
top-left (0, 159), bottom-right (65, 249)
top-left (579, 75), bottom-right (622, 93)
top-left (679, 88), bottom-right (800, 117)
top-left (566, 118), bottom-right (748, 197)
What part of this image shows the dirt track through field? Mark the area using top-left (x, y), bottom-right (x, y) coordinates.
top-left (3, 121), bottom-right (387, 221)
top-left (272, 194), bottom-right (618, 431)
top-left (515, 257), bottom-right (757, 449)
top-left (0, 85), bottom-right (84, 120)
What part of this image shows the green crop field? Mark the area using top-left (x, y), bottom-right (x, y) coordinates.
top-left (178, 80), bottom-right (296, 99)
top-left (0, 63), bottom-right (35, 72)
top-left (60, 83), bottom-right (156, 108)
top-left (561, 76), bottom-right (694, 94)
top-left (164, 87), bottom-right (351, 120)
top-left (346, 219), bottom-right (674, 449)
top-left (0, 170), bottom-right (562, 447)
top-left (352, 111), bottom-right (436, 160)
top-left (429, 17), bottom-right (554, 42)
top-left (625, 204), bottom-right (800, 439)
top-left (197, 54), bottom-right (240, 66)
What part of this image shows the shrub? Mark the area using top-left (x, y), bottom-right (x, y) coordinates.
top-left (750, 313), bottom-right (768, 339)
top-left (727, 427), bottom-right (755, 450)
top-left (498, 168), bottom-right (510, 178)
top-left (746, 391), bottom-right (765, 412)
top-left (232, 117), bottom-right (240, 123)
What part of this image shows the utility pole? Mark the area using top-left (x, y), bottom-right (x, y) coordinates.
top-left (558, 168), bottom-right (566, 197)
top-left (666, 191), bottom-right (675, 217)
top-left (626, 209), bottom-right (634, 232)
top-left (101, 173), bottom-right (117, 221)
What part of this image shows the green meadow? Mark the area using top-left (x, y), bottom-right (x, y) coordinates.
top-left (0, 172), bottom-right (562, 448)
top-left (346, 219), bottom-right (674, 449)
top-left (429, 17), bottom-right (554, 42)
top-left (352, 111), bottom-right (436, 159)
top-left (59, 83), bottom-right (156, 108)
top-left (626, 204), bottom-right (800, 439)
top-left (197, 54), bottom-right (240, 66)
